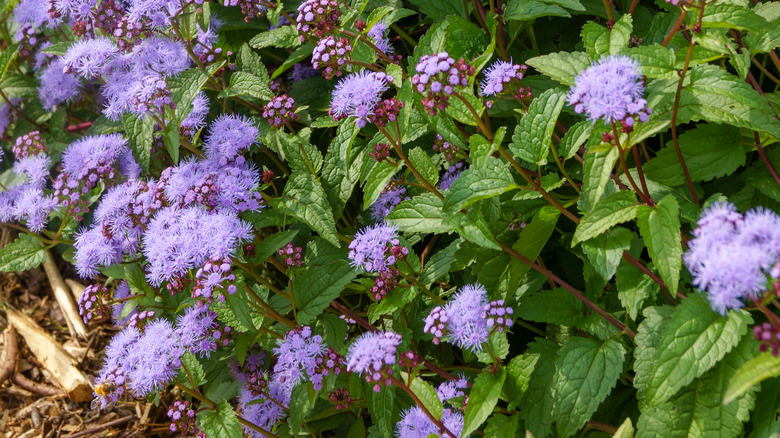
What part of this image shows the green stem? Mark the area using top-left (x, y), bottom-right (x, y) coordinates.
top-left (243, 283), bottom-right (297, 328)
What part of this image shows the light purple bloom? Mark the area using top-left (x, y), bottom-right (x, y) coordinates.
top-left (330, 71), bottom-right (390, 128)
top-left (124, 319), bottom-right (184, 396)
top-left (176, 304), bottom-right (220, 356)
top-left (273, 326), bottom-right (325, 388)
top-left (346, 331), bottom-right (402, 391)
top-left (567, 55), bottom-right (650, 125)
top-left (238, 382), bottom-right (287, 434)
top-left (11, 185), bottom-right (57, 232)
top-left (367, 21), bottom-right (393, 55)
top-left (62, 37), bottom-right (119, 78)
top-left (0, 99), bottom-right (20, 138)
top-left (74, 227), bottom-right (126, 278)
top-left (180, 91), bottom-right (209, 136)
top-left (684, 202), bottom-right (780, 314)
top-left (396, 406), bottom-right (465, 438)
top-left (289, 63), bottom-right (319, 82)
top-left (479, 60), bottom-right (525, 96)
top-left (54, 0), bottom-right (98, 20)
top-left (436, 377), bottom-right (469, 404)
top-left (204, 114), bottom-right (258, 163)
top-left (348, 223), bottom-right (401, 272)
top-left (39, 58), bottom-right (82, 110)
top-left (142, 206), bottom-right (252, 285)
top-left (61, 133), bottom-right (141, 181)
top-left (438, 162), bottom-right (464, 191)
top-left (13, 155), bottom-right (51, 188)
top-left (14, 0), bottom-right (59, 28)
top-left (370, 185), bottom-right (407, 221)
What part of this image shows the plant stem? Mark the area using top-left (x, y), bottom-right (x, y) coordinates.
top-left (243, 284), bottom-right (297, 328)
top-left (753, 133), bottom-right (780, 188)
top-left (670, 40), bottom-right (700, 207)
top-left (377, 125), bottom-right (445, 200)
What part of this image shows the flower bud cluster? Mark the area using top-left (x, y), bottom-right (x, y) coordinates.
top-left (369, 97), bottom-right (403, 127)
top-left (412, 52), bottom-right (474, 115)
top-left (278, 242), bottom-right (303, 267)
top-left (296, 0), bottom-right (342, 41)
top-left (263, 94), bottom-right (299, 128)
top-left (312, 36), bottom-right (351, 79)
top-left (167, 400), bottom-right (202, 436)
top-left (433, 134), bottom-right (459, 162)
top-left (370, 267), bottom-right (399, 301)
top-left (483, 299), bottom-right (514, 333)
top-left (78, 284), bottom-right (111, 324)
top-left (13, 131), bottom-right (47, 159)
top-left (370, 142), bottom-right (392, 163)
top-left (193, 256), bottom-right (238, 303)
top-left (755, 322), bottom-right (780, 356)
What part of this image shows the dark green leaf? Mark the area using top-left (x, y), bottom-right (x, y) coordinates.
top-left (249, 25), bottom-right (301, 49)
top-left (520, 339), bottom-right (560, 438)
top-left (272, 43), bottom-right (315, 79)
top-left (408, 147), bottom-right (438, 186)
top-left (406, 0), bottom-right (464, 20)
top-left (122, 114), bottom-right (154, 172)
top-left (616, 263), bottom-right (660, 320)
top-left (509, 205), bottom-right (561, 285)
top-left (525, 51), bottom-right (591, 86)
top-left (255, 230), bottom-right (298, 263)
top-left (197, 400), bottom-right (242, 438)
top-left (278, 173), bottom-right (340, 247)
top-left (443, 156), bottom-right (517, 211)
top-left (724, 351), bottom-right (780, 405)
top-left (504, 0), bottom-right (571, 20)
top-left (0, 234), bottom-right (46, 272)
top-left (511, 88), bottom-right (567, 166)
top-left (220, 72), bottom-right (274, 101)
top-left (517, 288), bottom-right (584, 325)
top-left (293, 259), bottom-right (358, 324)
top-left (386, 193), bottom-right (453, 234)
top-left (558, 121), bottom-right (593, 160)
top-left (636, 195), bottom-right (682, 295)
top-left (462, 367), bottom-right (507, 437)
top-left (580, 147), bottom-right (619, 212)
top-left (180, 352), bottom-right (207, 388)
top-left (369, 387), bottom-right (394, 437)
top-left (573, 190), bottom-right (638, 246)
top-left (581, 14), bottom-right (632, 58)
top-left (701, 3), bottom-right (768, 32)
top-left (581, 227), bottom-right (633, 281)
top-left (419, 239), bottom-right (462, 285)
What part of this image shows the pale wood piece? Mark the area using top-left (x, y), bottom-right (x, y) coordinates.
top-left (42, 251), bottom-right (87, 339)
top-left (64, 279), bottom-right (86, 302)
top-left (5, 308), bottom-right (92, 402)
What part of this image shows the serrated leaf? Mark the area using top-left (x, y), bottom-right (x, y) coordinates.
top-left (122, 113), bottom-right (154, 172)
top-left (701, 3), bottom-right (768, 32)
top-left (636, 195), bottom-right (682, 295)
top-left (723, 351), bottom-right (780, 405)
top-left (462, 367), bottom-right (507, 437)
top-left (558, 121), bottom-right (592, 160)
top-left (511, 88), bottom-right (567, 166)
top-left (644, 124), bottom-right (748, 186)
top-left (289, 385), bottom-right (313, 435)
top-left (573, 190), bottom-right (638, 246)
top-left (41, 42), bottom-right (70, 56)
top-left (220, 72), bottom-right (274, 101)
top-left (0, 43), bottom-right (20, 80)
top-left (271, 43), bottom-right (315, 79)
top-left (278, 173), bottom-right (340, 247)
top-left (369, 386), bottom-right (394, 436)
top-left (551, 337), bottom-right (626, 438)
top-left (180, 352), bottom-right (207, 387)
top-left (408, 147), bottom-right (438, 186)
top-left (386, 193), bottom-right (453, 234)
top-left (363, 159), bottom-right (402, 209)
top-left (505, 0), bottom-right (571, 20)
top-left (170, 68), bottom-right (210, 122)
top-left (293, 260), bottom-right (357, 325)
top-left (526, 51), bottom-right (591, 86)
top-left (409, 377), bottom-right (443, 420)
top-left (249, 25), bottom-right (301, 49)
top-left (197, 401), bottom-right (242, 438)
top-left (645, 294), bottom-right (751, 406)
top-left (520, 339), bottom-right (560, 437)
top-left (504, 354), bottom-right (540, 410)
top-left (580, 147), bottom-right (619, 212)
top-left (616, 263), bottom-right (660, 320)
top-left (484, 414), bottom-right (520, 438)
top-left (0, 234), bottom-right (46, 272)
top-left (581, 227), bottom-right (633, 281)
top-left (368, 286), bottom-right (415, 323)
top-left (634, 306), bottom-right (675, 406)
top-left (419, 239), bottom-right (462, 285)
top-left (517, 288), bottom-right (584, 325)
top-left (277, 129), bottom-right (323, 175)
top-left (406, 0), bottom-right (464, 20)
top-left (322, 121), bottom-right (361, 218)
top-left (509, 205), bottom-right (561, 286)
top-left (581, 14), bottom-right (632, 58)
top-left (443, 156), bottom-right (517, 211)
top-left (623, 44), bottom-right (677, 79)
top-left (255, 230), bottom-right (298, 263)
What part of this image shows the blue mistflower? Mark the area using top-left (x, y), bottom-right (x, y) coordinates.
top-left (346, 331), bottom-right (402, 391)
top-left (684, 202), bottom-right (780, 314)
top-left (204, 114), bottom-right (259, 163)
top-left (38, 58), bottom-right (82, 111)
top-left (370, 184), bottom-right (407, 221)
top-left (124, 319), bottom-right (184, 396)
top-left (330, 70), bottom-right (390, 128)
top-left (348, 223), bottom-right (404, 272)
top-left (566, 55), bottom-right (651, 126)
top-left (62, 37), bottom-right (119, 78)
top-left (479, 60), bottom-right (526, 96)
top-left (367, 21), bottom-right (394, 55)
top-left (273, 326), bottom-right (325, 388)
top-left (395, 406), bottom-right (466, 438)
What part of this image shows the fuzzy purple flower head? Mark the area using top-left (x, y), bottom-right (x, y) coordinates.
top-left (204, 114), bottom-right (258, 164)
top-left (567, 55), bottom-right (651, 128)
top-left (367, 21), bottom-right (393, 55)
top-left (412, 52), bottom-right (474, 116)
top-left (480, 60), bottom-right (526, 96)
top-left (370, 184), bottom-right (407, 221)
top-left (273, 326), bottom-right (333, 389)
top-left (330, 70), bottom-right (390, 128)
top-left (395, 406), bottom-right (465, 438)
top-left (348, 223), bottom-right (408, 272)
top-left (39, 58), bottom-right (82, 110)
top-left (123, 319), bottom-right (185, 396)
top-left (684, 202), bottom-right (780, 314)
top-left (62, 37), bottom-right (119, 78)
top-left (180, 91), bottom-right (209, 137)
top-left (346, 331), bottom-right (402, 391)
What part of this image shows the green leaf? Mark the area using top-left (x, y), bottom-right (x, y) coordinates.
top-left (409, 376), bottom-right (443, 420)
top-left (636, 195), bottom-right (682, 295)
top-left (277, 129), bottom-right (323, 175)
top-left (511, 88), bottom-right (567, 166)
top-left (272, 43), bottom-right (315, 79)
top-left (419, 239), bottom-right (462, 285)
top-left (122, 113), bottom-right (154, 172)
top-left (558, 121), bottom-right (592, 161)
top-left (504, 0), bottom-right (571, 20)
top-left (748, 377), bottom-right (780, 437)
top-left (224, 281), bottom-right (257, 331)
top-left (170, 68), bottom-right (210, 123)
top-left (369, 387), bottom-right (394, 437)
top-left (517, 288), bottom-right (584, 325)
top-left (180, 352), bottom-right (207, 388)
top-left (616, 263), bottom-right (660, 320)
top-left (408, 147), bottom-right (438, 186)
top-left (322, 121), bottom-right (362, 218)
top-left (623, 44), bottom-right (677, 79)
top-left (484, 414), bottom-right (520, 438)
top-left (551, 337), bottom-right (626, 438)
top-left (520, 339), bottom-right (560, 437)
top-left (363, 160), bottom-right (402, 209)
top-left (580, 147), bottom-right (619, 212)
top-left (572, 190), bottom-right (638, 246)
top-left (443, 156), bottom-right (517, 211)
top-left (644, 124), bottom-right (749, 186)
top-left (406, 0), bottom-right (465, 20)
top-left (220, 72), bottom-right (274, 101)
top-left (388, 192), bottom-right (455, 234)
top-left (634, 306), bottom-right (675, 406)
top-left (509, 205), bottom-right (561, 285)
top-left (0, 43), bottom-right (20, 80)
top-left (723, 352), bottom-right (780, 405)
top-left (368, 286), bottom-right (416, 323)
top-left (197, 401), bottom-right (242, 438)
top-left (614, 418), bottom-right (635, 438)
top-left (581, 14), bottom-right (632, 58)
top-left (249, 25), bottom-right (301, 49)
top-left (289, 385), bottom-right (313, 435)
top-left (462, 367), bottom-right (507, 437)
top-left (701, 3), bottom-right (768, 32)
top-left (581, 227), bottom-right (633, 281)
top-left (504, 353), bottom-right (540, 410)
top-left (525, 51), bottom-right (591, 86)
top-left (293, 259), bottom-right (358, 325)
top-left (278, 173), bottom-right (340, 247)
top-left (41, 42), bottom-right (71, 56)
top-left (645, 294), bottom-right (751, 406)
top-left (0, 234), bottom-right (46, 272)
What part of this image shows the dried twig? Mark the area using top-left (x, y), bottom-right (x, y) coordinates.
top-left (5, 307), bottom-right (92, 401)
top-left (42, 251), bottom-right (87, 338)
top-left (65, 415), bottom-right (135, 438)
top-left (12, 370), bottom-right (63, 396)
top-left (0, 325), bottom-right (18, 386)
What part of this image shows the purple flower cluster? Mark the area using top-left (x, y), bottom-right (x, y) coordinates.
top-left (38, 58), bottom-right (83, 110)
top-left (296, 0), bottom-right (341, 41)
top-left (330, 71), bottom-right (390, 128)
top-left (371, 184), bottom-right (407, 221)
top-left (367, 21), bottom-right (393, 55)
top-left (424, 283), bottom-right (513, 352)
top-left (176, 304), bottom-right (231, 357)
top-left (312, 36), bottom-right (351, 79)
top-left (278, 242), bottom-right (303, 267)
top-left (684, 202), bottom-right (780, 314)
top-left (395, 406), bottom-right (465, 438)
top-left (346, 330), bottom-right (402, 391)
top-left (412, 53), bottom-right (475, 115)
top-left (263, 94), bottom-right (299, 128)
top-left (433, 134), bottom-right (459, 162)
top-left (78, 283), bottom-right (111, 323)
top-left (273, 326), bottom-right (326, 388)
top-left (371, 267), bottom-right (399, 301)
top-left (438, 162), bottom-right (464, 191)
top-left (348, 223), bottom-right (408, 272)
top-left (437, 377), bottom-right (469, 407)
top-left (167, 399), bottom-right (202, 436)
top-left (180, 92), bottom-right (209, 137)
top-left (479, 60), bottom-right (527, 96)
top-left (567, 55), bottom-right (651, 129)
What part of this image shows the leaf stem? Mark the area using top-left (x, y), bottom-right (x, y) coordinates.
top-left (377, 125), bottom-right (445, 200)
top-left (669, 40), bottom-right (701, 207)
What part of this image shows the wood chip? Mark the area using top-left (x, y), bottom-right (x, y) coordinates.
top-left (64, 279), bottom-right (86, 302)
top-left (5, 308), bottom-right (92, 402)
top-left (42, 251), bottom-right (87, 339)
